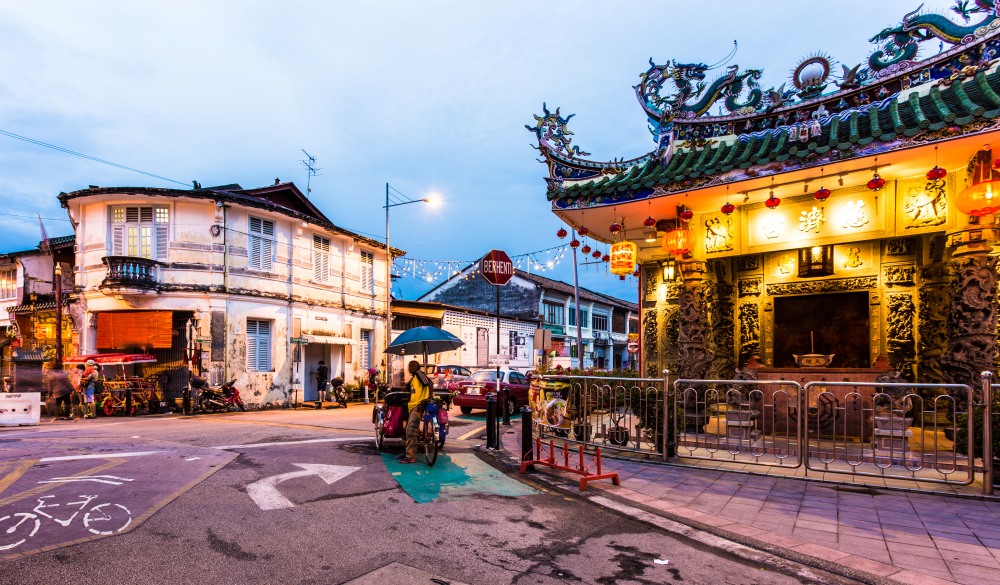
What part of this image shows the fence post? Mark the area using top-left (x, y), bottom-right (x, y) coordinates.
top-left (502, 386), bottom-right (511, 426)
top-left (486, 392), bottom-right (497, 449)
top-left (520, 405), bottom-right (534, 471)
top-left (663, 369), bottom-right (672, 461)
top-left (983, 371), bottom-right (994, 496)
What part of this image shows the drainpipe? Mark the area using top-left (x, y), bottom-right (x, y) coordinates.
top-left (222, 203), bottom-right (230, 384)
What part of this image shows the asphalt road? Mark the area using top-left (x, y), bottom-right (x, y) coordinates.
top-left (0, 406), bottom-right (834, 584)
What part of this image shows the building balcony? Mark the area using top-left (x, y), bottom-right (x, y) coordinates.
top-left (101, 256), bottom-right (160, 293)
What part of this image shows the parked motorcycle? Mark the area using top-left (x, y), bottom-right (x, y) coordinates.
top-left (195, 378), bottom-right (245, 413)
top-left (330, 377), bottom-right (348, 408)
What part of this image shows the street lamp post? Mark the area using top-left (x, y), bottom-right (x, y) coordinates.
top-left (383, 183), bottom-right (438, 401)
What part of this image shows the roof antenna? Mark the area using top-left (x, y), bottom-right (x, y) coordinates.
top-left (300, 149), bottom-right (322, 197)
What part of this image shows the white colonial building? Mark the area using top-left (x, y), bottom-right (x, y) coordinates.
top-left (59, 181), bottom-right (396, 406)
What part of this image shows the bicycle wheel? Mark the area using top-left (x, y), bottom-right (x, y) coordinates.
top-left (374, 409), bottom-right (385, 451)
top-left (0, 513), bottom-right (40, 551)
top-left (422, 423), bottom-right (438, 466)
top-left (84, 503), bottom-right (133, 535)
top-left (102, 400), bottom-right (115, 417)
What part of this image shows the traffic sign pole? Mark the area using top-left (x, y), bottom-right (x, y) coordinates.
top-left (479, 249), bottom-right (513, 407)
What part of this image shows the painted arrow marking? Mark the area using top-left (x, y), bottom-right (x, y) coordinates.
top-left (246, 463), bottom-right (359, 511)
top-left (38, 475), bottom-right (135, 486)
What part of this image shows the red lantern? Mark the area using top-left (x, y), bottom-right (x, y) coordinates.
top-left (814, 187), bottom-right (831, 201)
top-left (601, 254), bottom-right (610, 262)
top-left (577, 226), bottom-right (589, 236)
top-left (569, 239), bottom-right (580, 249)
top-left (581, 244), bottom-right (591, 254)
top-left (592, 250), bottom-right (601, 259)
top-left (632, 269), bottom-right (640, 278)
top-left (609, 221), bottom-right (622, 234)
top-left (867, 172), bottom-right (885, 191)
top-left (957, 149), bottom-right (1000, 216)
top-left (926, 166), bottom-right (947, 181)
top-left (556, 228), bottom-right (568, 239)
top-left (721, 202), bottom-right (735, 215)
top-left (643, 216), bottom-right (656, 228)
top-left (680, 207), bottom-right (694, 221)
top-left (765, 193), bottom-right (780, 209)
top-left (662, 227), bottom-right (690, 256)
top-left (619, 275), bottom-right (626, 280)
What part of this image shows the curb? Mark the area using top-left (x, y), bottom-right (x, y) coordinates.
top-left (488, 431), bottom-right (897, 585)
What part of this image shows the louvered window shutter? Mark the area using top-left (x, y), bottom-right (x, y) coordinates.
top-left (261, 236), bottom-right (273, 271)
top-left (313, 235), bottom-right (330, 282)
top-left (111, 225), bottom-right (124, 256)
top-left (155, 206), bottom-right (169, 261)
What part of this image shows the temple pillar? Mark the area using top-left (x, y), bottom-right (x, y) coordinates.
top-left (942, 226), bottom-right (999, 398)
top-left (677, 258), bottom-right (712, 379)
top-left (916, 261), bottom-right (949, 384)
top-left (706, 260), bottom-right (736, 380)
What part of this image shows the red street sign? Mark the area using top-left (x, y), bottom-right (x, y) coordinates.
top-left (480, 249), bottom-right (514, 286)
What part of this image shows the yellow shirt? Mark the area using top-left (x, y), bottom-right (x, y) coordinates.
top-left (407, 374), bottom-right (431, 411)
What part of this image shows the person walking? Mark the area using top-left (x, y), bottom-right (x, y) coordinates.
top-left (80, 360), bottom-right (100, 419)
top-left (400, 360), bottom-right (432, 464)
top-left (315, 360), bottom-right (329, 409)
top-left (47, 367), bottom-right (74, 421)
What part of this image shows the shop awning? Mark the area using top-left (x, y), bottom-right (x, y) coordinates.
top-left (302, 335), bottom-right (353, 345)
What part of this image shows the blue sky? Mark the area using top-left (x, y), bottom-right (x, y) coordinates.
top-left (0, 1), bottom-right (930, 301)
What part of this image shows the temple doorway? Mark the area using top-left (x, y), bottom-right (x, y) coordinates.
top-left (773, 291), bottom-right (869, 368)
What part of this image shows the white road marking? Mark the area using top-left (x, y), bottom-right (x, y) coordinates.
top-left (40, 451), bottom-right (162, 462)
top-left (185, 457), bottom-right (201, 461)
top-left (246, 463), bottom-right (360, 510)
top-left (39, 475), bottom-right (135, 486)
top-left (213, 437), bottom-right (371, 450)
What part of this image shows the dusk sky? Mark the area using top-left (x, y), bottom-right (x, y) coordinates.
top-left (0, 1), bottom-right (930, 302)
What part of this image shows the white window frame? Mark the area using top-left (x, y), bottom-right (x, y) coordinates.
top-left (592, 313), bottom-right (609, 332)
top-left (110, 205), bottom-right (170, 261)
top-left (0, 268), bottom-right (16, 301)
top-left (313, 234), bottom-right (331, 283)
top-left (248, 216), bottom-right (275, 271)
top-left (360, 250), bottom-right (374, 293)
top-left (246, 318), bottom-right (272, 372)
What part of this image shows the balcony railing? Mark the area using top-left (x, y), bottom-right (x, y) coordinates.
top-left (101, 256), bottom-right (160, 291)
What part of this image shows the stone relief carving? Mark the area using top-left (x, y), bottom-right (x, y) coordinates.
top-left (704, 216), bottom-right (734, 254)
top-left (738, 256), bottom-right (761, 272)
top-left (903, 178), bottom-right (947, 228)
top-left (917, 265), bottom-right (949, 384)
top-left (886, 238), bottom-right (914, 256)
top-left (643, 265), bottom-right (659, 302)
top-left (739, 302), bottom-right (760, 367)
top-left (643, 308), bottom-right (659, 378)
top-left (766, 276), bottom-right (877, 296)
top-left (677, 284), bottom-right (712, 379)
top-left (738, 278), bottom-right (761, 297)
top-left (942, 254), bottom-right (998, 400)
top-left (884, 265), bottom-right (916, 286)
top-left (886, 293), bottom-right (916, 372)
top-left (664, 309), bottom-right (680, 375)
top-left (707, 281), bottom-right (736, 380)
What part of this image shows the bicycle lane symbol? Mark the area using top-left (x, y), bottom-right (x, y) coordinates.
top-left (0, 461), bottom-right (137, 557)
top-left (0, 493), bottom-right (133, 551)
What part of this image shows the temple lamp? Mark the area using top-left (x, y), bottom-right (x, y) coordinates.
top-left (956, 148), bottom-right (1000, 217)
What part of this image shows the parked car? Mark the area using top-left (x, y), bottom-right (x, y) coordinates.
top-left (452, 369), bottom-right (530, 417)
top-left (422, 364), bottom-right (473, 390)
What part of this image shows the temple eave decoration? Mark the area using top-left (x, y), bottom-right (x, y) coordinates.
top-left (529, 1), bottom-right (1000, 210)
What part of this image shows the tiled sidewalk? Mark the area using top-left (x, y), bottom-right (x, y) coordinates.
top-left (500, 427), bottom-right (1000, 585)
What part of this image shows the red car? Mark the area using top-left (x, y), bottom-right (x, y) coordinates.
top-left (452, 369), bottom-right (530, 417)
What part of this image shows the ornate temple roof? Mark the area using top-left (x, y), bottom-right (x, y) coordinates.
top-left (529, 2), bottom-right (1000, 214)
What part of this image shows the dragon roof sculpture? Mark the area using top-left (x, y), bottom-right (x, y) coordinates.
top-left (529, 0), bottom-right (1000, 207)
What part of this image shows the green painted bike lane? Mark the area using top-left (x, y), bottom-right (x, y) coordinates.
top-left (381, 452), bottom-right (538, 504)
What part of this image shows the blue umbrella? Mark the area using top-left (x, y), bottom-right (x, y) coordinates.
top-left (384, 326), bottom-right (464, 363)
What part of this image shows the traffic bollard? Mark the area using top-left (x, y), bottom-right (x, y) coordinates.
top-left (125, 388), bottom-right (132, 416)
top-left (486, 392), bottom-right (497, 449)
top-left (502, 387), bottom-right (511, 426)
top-left (182, 387), bottom-right (192, 415)
top-left (520, 406), bottom-right (534, 471)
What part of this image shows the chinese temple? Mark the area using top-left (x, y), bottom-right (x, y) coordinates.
top-left (529, 2), bottom-right (1000, 390)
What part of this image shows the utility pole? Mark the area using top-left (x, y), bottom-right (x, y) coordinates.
top-left (300, 150), bottom-right (321, 197)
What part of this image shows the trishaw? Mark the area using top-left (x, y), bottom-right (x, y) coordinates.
top-left (379, 326), bottom-right (465, 467)
top-left (373, 391), bottom-right (448, 466)
top-left (64, 354), bottom-right (163, 416)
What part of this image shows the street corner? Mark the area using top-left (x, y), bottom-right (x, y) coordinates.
top-left (0, 443), bottom-right (235, 560)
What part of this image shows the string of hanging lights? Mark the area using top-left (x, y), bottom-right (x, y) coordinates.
top-left (395, 244), bottom-right (571, 284)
